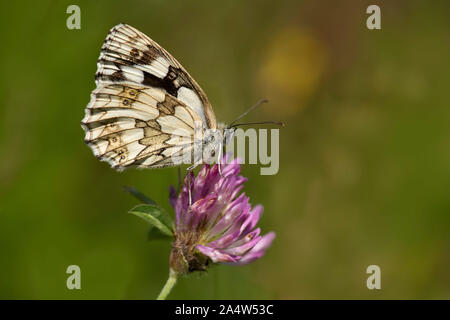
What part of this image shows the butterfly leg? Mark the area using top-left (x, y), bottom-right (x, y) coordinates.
top-left (187, 163), bottom-right (200, 171)
top-left (218, 149), bottom-right (224, 178)
top-left (186, 155), bottom-right (200, 206)
top-left (217, 141), bottom-right (225, 178)
top-left (187, 171), bottom-right (193, 207)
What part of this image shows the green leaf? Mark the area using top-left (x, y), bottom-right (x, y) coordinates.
top-left (123, 186), bottom-right (156, 205)
top-left (147, 226), bottom-right (173, 241)
top-left (129, 204), bottom-right (173, 237)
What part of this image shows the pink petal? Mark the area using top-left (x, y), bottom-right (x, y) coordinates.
top-left (235, 232), bottom-right (275, 265)
top-left (223, 234), bottom-right (262, 256)
top-left (196, 245), bottom-right (238, 263)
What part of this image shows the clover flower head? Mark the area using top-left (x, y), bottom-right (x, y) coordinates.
top-left (169, 156), bottom-right (275, 274)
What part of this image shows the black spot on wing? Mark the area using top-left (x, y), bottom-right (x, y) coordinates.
top-left (142, 65), bottom-right (197, 100)
top-left (95, 70), bottom-right (126, 82)
top-left (142, 70), bottom-right (178, 96)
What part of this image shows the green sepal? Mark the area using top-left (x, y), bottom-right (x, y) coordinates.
top-left (124, 186), bottom-right (157, 205)
top-left (129, 204), bottom-right (174, 238)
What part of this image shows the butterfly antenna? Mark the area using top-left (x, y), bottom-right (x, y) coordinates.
top-left (229, 121), bottom-right (285, 128)
top-left (227, 98), bottom-right (269, 128)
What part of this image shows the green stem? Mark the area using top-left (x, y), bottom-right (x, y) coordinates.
top-left (156, 269), bottom-right (178, 300)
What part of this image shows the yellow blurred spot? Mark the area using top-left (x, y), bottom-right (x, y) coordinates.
top-left (258, 27), bottom-right (328, 115)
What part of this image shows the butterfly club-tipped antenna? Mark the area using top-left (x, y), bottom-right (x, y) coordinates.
top-left (227, 98), bottom-right (269, 128)
top-left (227, 98), bottom-right (285, 130)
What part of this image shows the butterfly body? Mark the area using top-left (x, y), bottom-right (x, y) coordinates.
top-left (81, 24), bottom-right (230, 171)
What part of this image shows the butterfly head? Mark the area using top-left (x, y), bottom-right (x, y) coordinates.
top-left (197, 123), bottom-right (235, 165)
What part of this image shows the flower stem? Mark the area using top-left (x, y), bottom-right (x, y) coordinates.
top-left (156, 269), bottom-right (178, 300)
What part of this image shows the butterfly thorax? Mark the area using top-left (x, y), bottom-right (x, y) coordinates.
top-left (194, 123), bottom-right (235, 164)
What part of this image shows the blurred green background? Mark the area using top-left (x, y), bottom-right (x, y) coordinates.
top-left (0, 0), bottom-right (449, 299)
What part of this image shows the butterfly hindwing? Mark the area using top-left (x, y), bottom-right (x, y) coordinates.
top-left (82, 24), bottom-right (215, 170)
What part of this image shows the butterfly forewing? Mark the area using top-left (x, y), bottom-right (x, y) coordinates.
top-left (82, 24), bottom-right (216, 170)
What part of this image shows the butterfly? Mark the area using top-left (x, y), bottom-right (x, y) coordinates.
top-left (81, 24), bottom-right (279, 172)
